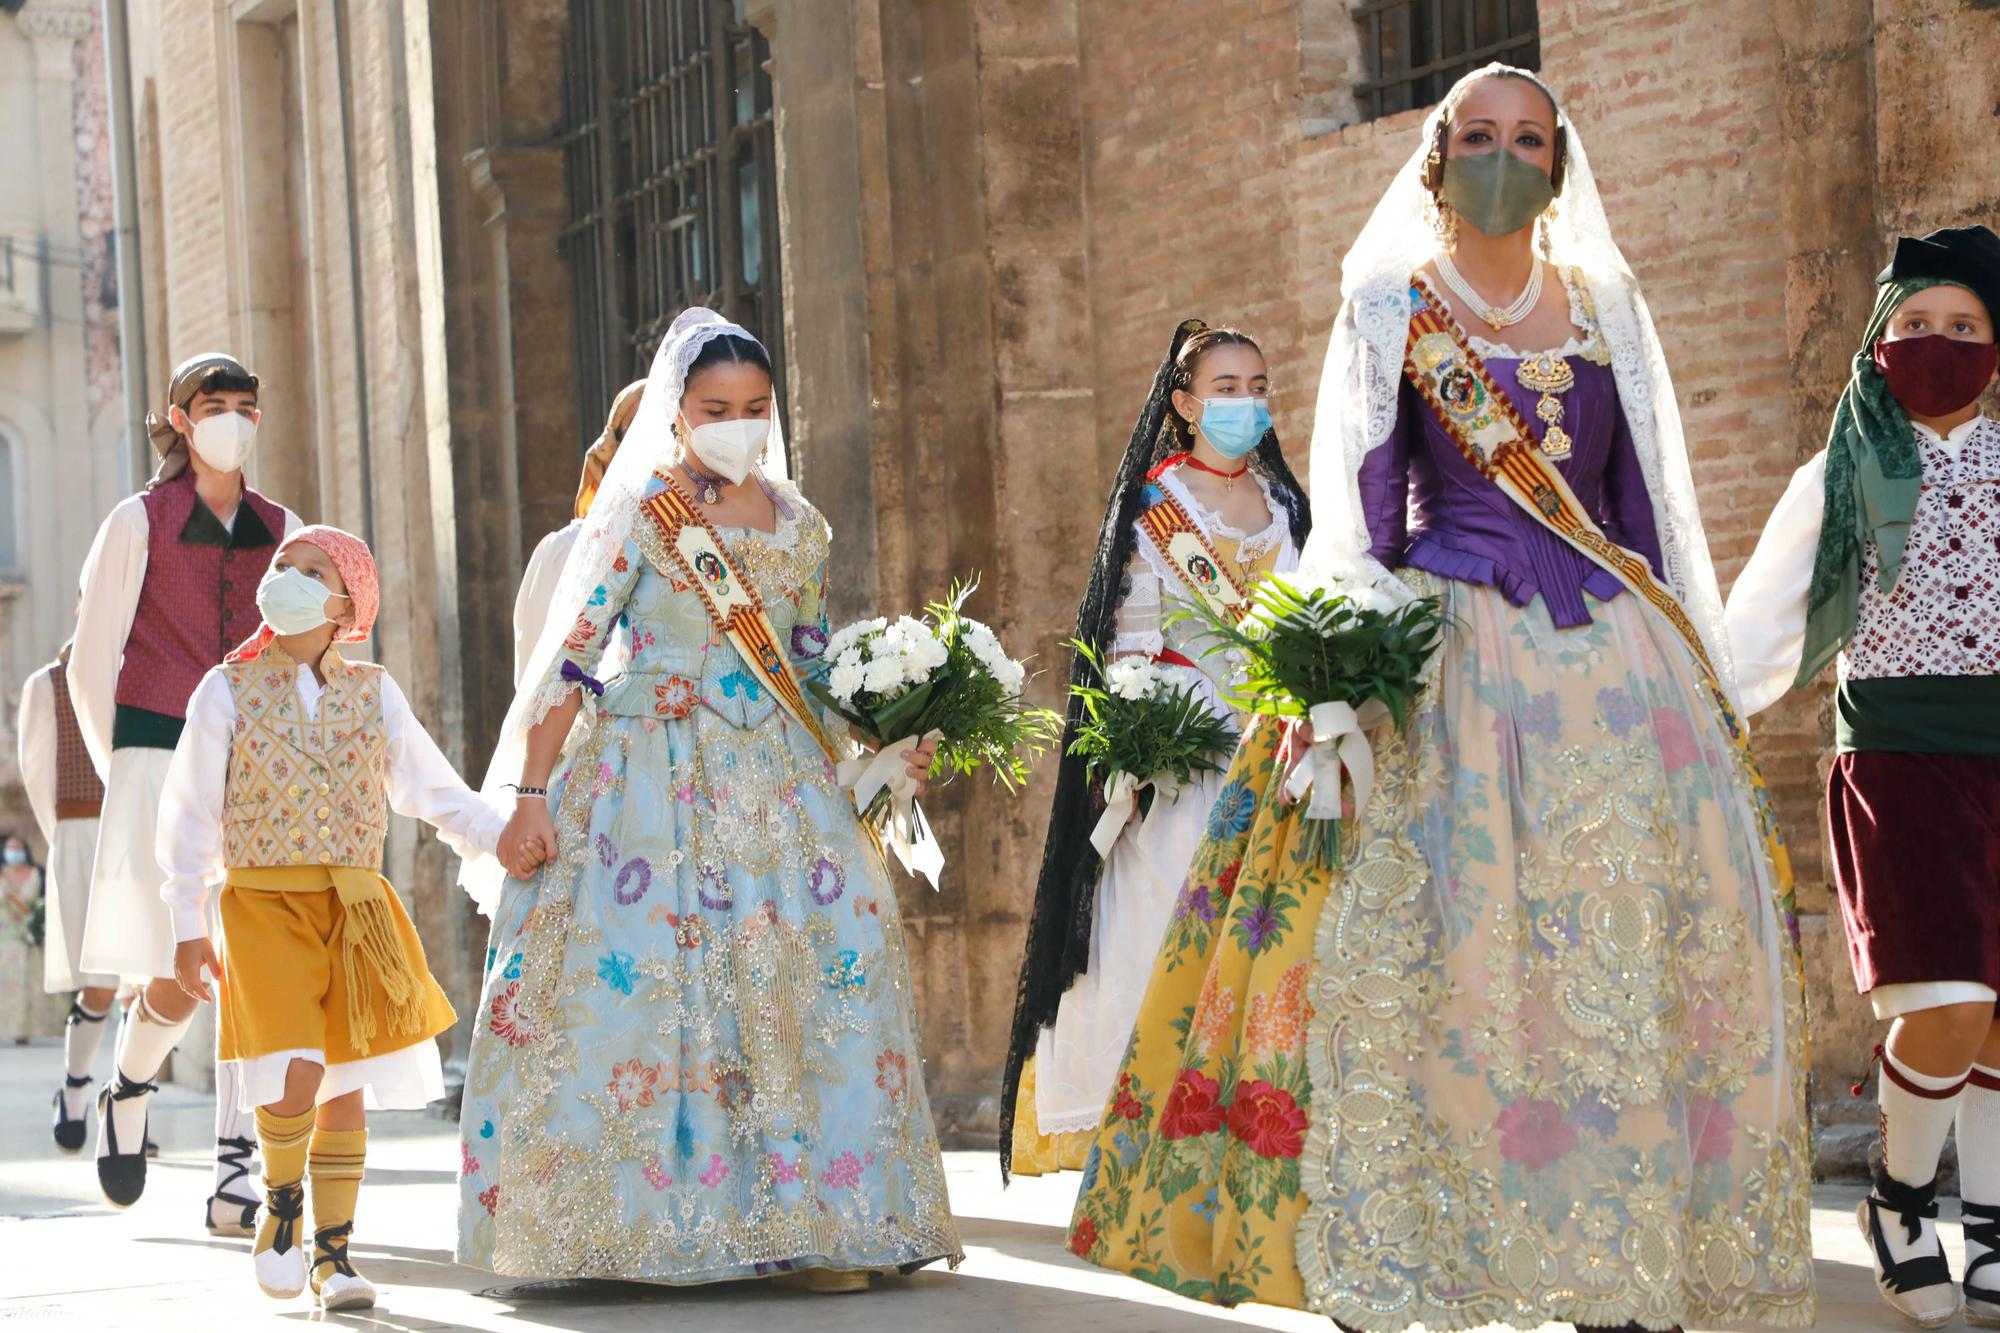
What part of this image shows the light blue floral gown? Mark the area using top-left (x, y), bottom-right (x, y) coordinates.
top-left (457, 474), bottom-right (962, 1282)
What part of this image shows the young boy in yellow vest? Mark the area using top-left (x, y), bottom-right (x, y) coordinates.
top-left (158, 525), bottom-right (502, 1311)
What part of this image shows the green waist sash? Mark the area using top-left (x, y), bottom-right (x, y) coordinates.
top-left (1836, 674), bottom-right (2000, 757)
top-left (112, 704), bottom-right (185, 752)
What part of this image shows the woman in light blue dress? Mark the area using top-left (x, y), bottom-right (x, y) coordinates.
top-left (456, 310), bottom-right (961, 1291)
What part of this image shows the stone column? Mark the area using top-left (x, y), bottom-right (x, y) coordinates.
top-left (1769, 0), bottom-right (1881, 1174)
top-left (749, 0), bottom-right (1097, 1140)
top-left (16, 0), bottom-right (102, 682)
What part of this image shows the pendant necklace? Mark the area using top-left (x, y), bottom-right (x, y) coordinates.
top-left (1181, 452), bottom-right (1250, 494)
top-left (1436, 251), bottom-right (1543, 330)
top-left (682, 459), bottom-right (727, 506)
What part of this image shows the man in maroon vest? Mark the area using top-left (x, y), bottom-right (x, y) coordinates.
top-left (17, 639), bottom-right (116, 1155)
top-left (71, 353), bottom-right (298, 1229)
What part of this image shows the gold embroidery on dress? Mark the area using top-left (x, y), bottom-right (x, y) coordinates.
top-left (1295, 629), bottom-right (1815, 1331)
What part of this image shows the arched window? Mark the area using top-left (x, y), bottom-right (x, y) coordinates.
top-left (559, 0), bottom-right (783, 449)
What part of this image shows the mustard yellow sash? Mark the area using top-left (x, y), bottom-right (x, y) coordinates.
top-left (636, 473), bottom-right (842, 767)
top-left (1401, 274), bottom-right (1797, 903)
top-left (1136, 482), bottom-right (1249, 621)
top-left (228, 864), bottom-right (426, 1055)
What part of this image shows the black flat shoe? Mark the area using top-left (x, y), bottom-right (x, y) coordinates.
top-left (51, 1075), bottom-right (90, 1154)
top-left (93, 1075), bottom-right (154, 1208)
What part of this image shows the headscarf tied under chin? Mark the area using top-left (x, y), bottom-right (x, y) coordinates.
top-left (224, 523), bottom-right (381, 664)
top-left (576, 380), bottom-right (648, 519)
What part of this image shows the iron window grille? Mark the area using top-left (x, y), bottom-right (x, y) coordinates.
top-left (559, 0), bottom-right (783, 450)
top-left (1353, 0), bottom-right (1539, 120)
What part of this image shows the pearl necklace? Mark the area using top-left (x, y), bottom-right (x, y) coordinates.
top-left (1435, 251), bottom-right (1544, 330)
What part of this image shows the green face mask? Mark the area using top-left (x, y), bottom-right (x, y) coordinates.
top-left (1440, 150), bottom-right (1555, 238)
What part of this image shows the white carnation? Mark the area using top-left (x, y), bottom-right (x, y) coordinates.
top-left (861, 655), bottom-right (905, 695)
top-left (827, 660), bottom-right (864, 704)
top-left (824, 617), bottom-right (886, 665)
top-left (961, 619), bottom-right (1027, 697)
top-left (1105, 658), bottom-right (1160, 702)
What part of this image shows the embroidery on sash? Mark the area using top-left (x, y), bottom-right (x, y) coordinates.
top-left (1136, 485), bottom-right (1249, 621)
top-left (637, 474), bottom-right (841, 766)
top-left (1401, 273), bottom-right (1798, 907)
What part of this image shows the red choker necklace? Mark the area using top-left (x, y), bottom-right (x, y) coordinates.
top-left (1181, 455), bottom-right (1249, 481)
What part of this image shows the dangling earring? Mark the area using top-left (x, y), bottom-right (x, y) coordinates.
top-left (1428, 194), bottom-right (1459, 253)
top-left (1537, 199), bottom-right (1559, 259)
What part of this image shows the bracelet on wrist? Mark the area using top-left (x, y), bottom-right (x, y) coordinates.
top-left (509, 784), bottom-right (548, 800)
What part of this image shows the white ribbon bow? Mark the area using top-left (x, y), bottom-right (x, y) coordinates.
top-left (837, 729), bottom-right (946, 889)
top-left (1282, 699), bottom-right (1390, 822)
top-left (1089, 770), bottom-right (1185, 858)
top-left (1089, 771), bottom-right (1142, 859)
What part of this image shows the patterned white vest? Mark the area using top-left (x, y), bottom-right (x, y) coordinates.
top-left (1846, 415), bottom-right (2000, 680)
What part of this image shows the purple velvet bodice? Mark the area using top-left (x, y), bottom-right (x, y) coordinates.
top-left (1358, 354), bottom-right (1663, 628)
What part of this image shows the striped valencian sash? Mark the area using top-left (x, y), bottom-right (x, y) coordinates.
top-left (1135, 480), bottom-right (1250, 621)
top-left (637, 473), bottom-right (842, 768)
top-left (1401, 274), bottom-right (1797, 901)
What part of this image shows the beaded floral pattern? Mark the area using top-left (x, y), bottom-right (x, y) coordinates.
top-left (458, 476), bottom-right (961, 1282)
top-left (1065, 581), bottom-right (1814, 1330)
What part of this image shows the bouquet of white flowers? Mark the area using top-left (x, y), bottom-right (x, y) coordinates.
top-left (1065, 640), bottom-right (1239, 858)
top-left (1179, 567), bottom-right (1446, 868)
top-left (814, 581), bottom-right (1060, 885)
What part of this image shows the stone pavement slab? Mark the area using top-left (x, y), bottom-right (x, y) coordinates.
top-left (0, 1041), bottom-right (1954, 1331)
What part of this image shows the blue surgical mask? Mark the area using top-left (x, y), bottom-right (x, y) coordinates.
top-left (1194, 397), bottom-right (1273, 459)
top-left (2, 847), bottom-right (27, 866)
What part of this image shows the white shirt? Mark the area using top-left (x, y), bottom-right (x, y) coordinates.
top-left (158, 662), bottom-right (507, 942)
top-left (16, 665), bottom-right (57, 846)
top-left (71, 493), bottom-right (303, 777)
top-left (1726, 417), bottom-right (1992, 715)
top-left (513, 520), bottom-right (583, 687)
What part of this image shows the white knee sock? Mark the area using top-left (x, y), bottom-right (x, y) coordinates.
top-left (1872, 1048), bottom-right (1970, 1271)
top-left (1961, 1063), bottom-right (2000, 1204)
top-left (64, 996), bottom-right (110, 1082)
top-left (1960, 1062), bottom-right (2000, 1295)
top-left (106, 993), bottom-right (191, 1149)
top-left (212, 1061), bottom-right (257, 1197)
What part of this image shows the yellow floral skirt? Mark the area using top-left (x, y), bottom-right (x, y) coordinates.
top-left (1066, 585), bottom-right (1816, 1331)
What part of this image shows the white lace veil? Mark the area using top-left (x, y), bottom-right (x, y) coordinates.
top-left (460, 307), bottom-right (789, 912)
top-left (1301, 62), bottom-right (1737, 700)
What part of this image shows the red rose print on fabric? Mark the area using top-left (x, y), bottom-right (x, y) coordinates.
top-left (1159, 1067), bottom-right (1227, 1141)
top-left (1069, 1215), bottom-right (1099, 1258)
top-left (1224, 1079), bottom-right (1307, 1159)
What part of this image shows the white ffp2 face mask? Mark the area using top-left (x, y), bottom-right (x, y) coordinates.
top-left (682, 417), bottom-right (770, 486)
top-left (187, 411), bottom-right (258, 472)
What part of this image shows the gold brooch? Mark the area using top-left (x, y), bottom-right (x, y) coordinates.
top-left (1517, 352), bottom-right (1575, 460)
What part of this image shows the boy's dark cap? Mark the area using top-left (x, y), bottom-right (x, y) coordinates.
top-left (1879, 225), bottom-right (2000, 325)
top-left (166, 352), bottom-right (259, 410)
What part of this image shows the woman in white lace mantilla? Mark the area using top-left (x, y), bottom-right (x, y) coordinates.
top-left (455, 310), bottom-right (961, 1290)
top-left (1064, 66), bottom-right (1813, 1333)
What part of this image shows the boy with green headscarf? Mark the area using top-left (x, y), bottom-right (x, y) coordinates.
top-left (1728, 224), bottom-right (2000, 1330)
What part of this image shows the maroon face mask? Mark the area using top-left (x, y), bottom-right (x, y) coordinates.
top-left (1873, 334), bottom-right (1999, 418)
